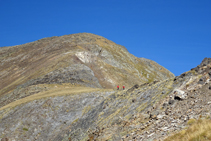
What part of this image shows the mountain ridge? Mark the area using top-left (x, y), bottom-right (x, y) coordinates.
top-left (0, 33), bottom-right (174, 97)
top-left (0, 33), bottom-right (184, 141)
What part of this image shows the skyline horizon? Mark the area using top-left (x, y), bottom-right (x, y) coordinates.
top-left (0, 31), bottom-right (207, 76)
top-left (1, 0), bottom-right (210, 76)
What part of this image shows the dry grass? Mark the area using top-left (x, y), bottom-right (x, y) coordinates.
top-left (164, 119), bottom-right (211, 141)
top-left (0, 86), bottom-right (110, 111)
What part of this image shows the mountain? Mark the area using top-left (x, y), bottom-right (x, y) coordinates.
top-left (0, 33), bottom-right (174, 108)
top-left (0, 33), bottom-right (179, 140)
top-left (1, 57), bottom-right (210, 141)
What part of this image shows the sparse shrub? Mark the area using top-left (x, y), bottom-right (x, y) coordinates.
top-left (189, 70), bottom-right (197, 75)
top-left (72, 118), bottom-right (79, 124)
top-left (23, 128), bottom-right (28, 131)
top-left (186, 84), bottom-right (189, 88)
top-left (187, 119), bottom-right (196, 125)
top-left (206, 115), bottom-right (210, 119)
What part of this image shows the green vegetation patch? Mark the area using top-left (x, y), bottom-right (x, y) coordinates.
top-left (187, 119), bottom-right (196, 125)
top-left (23, 128), bottom-right (28, 131)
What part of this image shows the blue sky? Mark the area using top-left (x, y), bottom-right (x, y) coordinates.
top-left (1, 0), bottom-right (211, 76)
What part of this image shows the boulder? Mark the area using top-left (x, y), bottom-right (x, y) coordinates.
top-left (174, 89), bottom-right (188, 100)
top-left (198, 78), bottom-right (204, 84)
top-left (150, 111), bottom-right (159, 119)
top-left (157, 114), bottom-right (165, 119)
top-left (198, 77), bottom-right (206, 85)
top-left (209, 70), bottom-right (211, 77)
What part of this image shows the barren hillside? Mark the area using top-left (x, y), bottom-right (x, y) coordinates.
top-left (0, 33), bottom-right (181, 141)
top-left (0, 33), bottom-right (174, 108)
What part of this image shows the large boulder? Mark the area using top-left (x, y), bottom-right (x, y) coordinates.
top-left (174, 89), bottom-right (188, 100)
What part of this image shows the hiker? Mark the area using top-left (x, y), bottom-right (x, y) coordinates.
top-left (123, 86), bottom-right (125, 90)
top-left (117, 85), bottom-right (119, 90)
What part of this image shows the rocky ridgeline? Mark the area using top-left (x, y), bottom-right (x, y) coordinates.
top-left (85, 58), bottom-right (211, 141)
top-left (125, 58), bottom-right (211, 141)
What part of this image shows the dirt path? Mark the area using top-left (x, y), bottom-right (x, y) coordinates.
top-left (0, 87), bottom-right (109, 111)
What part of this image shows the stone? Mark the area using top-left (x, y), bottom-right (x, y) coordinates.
top-left (147, 133), bottom-right (155, 137)
top-left (194, 66), bottom-right (199, 72)
top-left (180, 73), bottom-right (186, 78)
top-left (168, 100), bottom-right (175, 105)
top-left (174, 89), bottom-right (188, 100)
top-left (142, 114), bottom-right (150, 119)
top-left (150, 111), bottom-right (159, 119)
top-left (157, 115), bottom-right (164, 119)
top-left (209, 71), bottom-right (211, 77)
top-left (198, 78), bottom-right (205, 85)
top-left (205, 79), bottom-right (210, 84)
top-left (161, 127), bottom-right (168, 131)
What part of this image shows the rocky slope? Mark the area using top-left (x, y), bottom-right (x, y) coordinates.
top-left (1, 33), bottom-right (210, 141)
top-left (0, 58), bottom-right (211, 141)
top-left (0, 33), bottom-right (174, 108)
top-left (0, 33), bottom-right (179, 141)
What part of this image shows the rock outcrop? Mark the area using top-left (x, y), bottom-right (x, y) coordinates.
top-left (19, 64), bottom-right (102, 89)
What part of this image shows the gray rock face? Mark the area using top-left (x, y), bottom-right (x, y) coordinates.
top-left (0, 90), bottom-right (115, 141)
top-left (20, 64), bottom-right (101, 88)
top-left (0, 85), bottom-right (49, 108)
top-left (0, 79), bottom-right (175, 140)
top-left (0, 64), bottom-right (101, 109)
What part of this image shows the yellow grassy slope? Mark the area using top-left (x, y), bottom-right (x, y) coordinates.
top-left (164, 119), bottom-right (211, 141)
